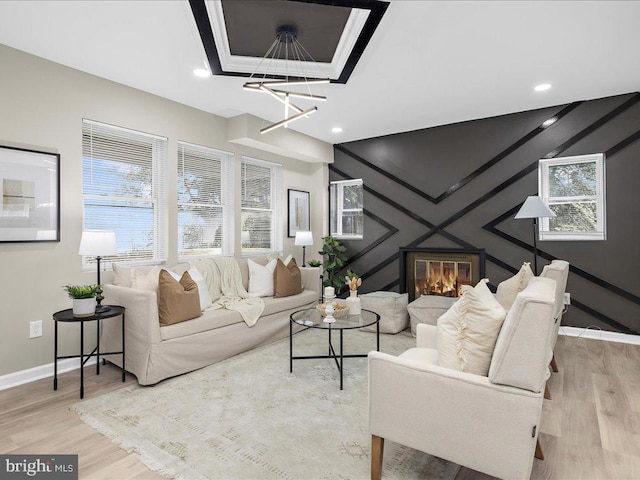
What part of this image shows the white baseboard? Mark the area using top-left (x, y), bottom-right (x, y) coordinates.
top-left (559, 326), bottom-right (640, 345)
top-left (0, 357), bottom-right (97, 391)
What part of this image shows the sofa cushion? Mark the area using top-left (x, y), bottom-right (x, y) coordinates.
top-left (274, 258), bottom-right (303, 298)
top-left (238, 256), bottom-right (268, 292)
top-left (158, 270), bottom-right (202, 326)
top-left (247, 258), bottom-right (277, 297)
top-left (495, 262), bottom-right (534, 310)
top-left (360, 292), bottom-right (409, 334)
top-left (261, 289), bottom-right (318, 316)
top-left (187, 266), bottom-right (213, 311)
top-left (437, 279), bottom-right (507, 376)
top-left (160, 307), bottom-right (244, 341)
top-left (399, 347), bottom-right (439, 366)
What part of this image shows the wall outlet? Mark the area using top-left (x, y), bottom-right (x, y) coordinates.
top-left (29, 320), bottom-right (43, 338)
top-left (563, 293), bottom-right (571, 305)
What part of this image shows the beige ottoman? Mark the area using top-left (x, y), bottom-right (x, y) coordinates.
top-left (407, 295), bottom-right (458, 336)
top-left (359, 292), bottom-right (409, 334)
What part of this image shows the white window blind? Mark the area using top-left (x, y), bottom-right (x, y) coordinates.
top-left (538, 153), bottom-right (606, 241)
top-left (330, 179), bottom-right (364, 239)
top-left (241, 157), bottom-right (283, 254)
top-left (82, 119), bottom-right (167, 265)
top-left (178, 141), bottom-right (233, 258)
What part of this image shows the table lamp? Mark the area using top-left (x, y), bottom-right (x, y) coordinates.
top-left (79, 230), bottom-right (117, 313)
top-left (294, 231), bottom-right (314, 267)
top-left (514, 196), bottom-right (555, 274)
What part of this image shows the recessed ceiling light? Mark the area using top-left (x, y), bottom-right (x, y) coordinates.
top-left (542, 117), bottom-right (557, 128)
top-left (534, 83), bottom-right (552, 92)
top-left (193, 68), bottom-right (210, 78)
top-left (332, 127), bottom-right (343, 133)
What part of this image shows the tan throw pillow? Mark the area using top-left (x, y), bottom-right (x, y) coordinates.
top-left (437, 279), bottom-right (507, 376)
top-left (158, 270), bottom-right (202, 326)
top-left (495, 262), bottom-right (534, 310)
top-left (274, 258), bottom-right (303, 298)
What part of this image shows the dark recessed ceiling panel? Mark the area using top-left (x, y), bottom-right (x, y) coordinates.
top-left (189, 0), bottom-right (389, 84)
top-left (222, 1), bottom-right (351, 63)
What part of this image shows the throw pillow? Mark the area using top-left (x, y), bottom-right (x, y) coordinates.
top-left (112, 263), bottom-right (132, 287)
top-left (187, 266), bottom-right (213, 311)
top-left (360, 292), bottom-right (409, 334)
top-left (495, 262), bottom-right (534, 310)
top-left (131, 265), bottom-right (164, 291)
top-left (248, 258), bottom-right (277, 297)
top-left (274, 258), bottom-right (303, 298)
top-left (157, 270), bottom-right (202, 326)
top-left (437, 279), bottom-right (507, 376)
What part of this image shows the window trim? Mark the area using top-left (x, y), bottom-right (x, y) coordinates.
top-left (538, 153), bottom-right (606, 241)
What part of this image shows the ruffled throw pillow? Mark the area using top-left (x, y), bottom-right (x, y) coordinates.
top-left (437, 279), bottom-right (507, 376)
top-left (495, 262), bottom-right (534, 310)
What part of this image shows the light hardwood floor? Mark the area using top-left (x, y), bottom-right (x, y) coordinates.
top-left (1, 335), bottom-right (639, 479)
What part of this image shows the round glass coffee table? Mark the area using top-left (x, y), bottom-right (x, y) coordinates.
top-left (289, 308), bottom-right (380, 390)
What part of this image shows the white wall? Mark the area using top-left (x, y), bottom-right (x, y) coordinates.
top-left (0, 44), bottom-right (330, 377)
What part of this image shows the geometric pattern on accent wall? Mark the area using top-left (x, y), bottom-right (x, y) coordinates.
top-left (331, 92), bottom-right (640, 334)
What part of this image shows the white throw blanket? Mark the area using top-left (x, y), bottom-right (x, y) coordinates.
top-left (195, 257), bottom-right (265, 327)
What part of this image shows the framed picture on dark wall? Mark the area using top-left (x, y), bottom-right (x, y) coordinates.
top-left (288, 189), bottom-right (310, 237)
top-left (0, 145), bottom-right (60, 242)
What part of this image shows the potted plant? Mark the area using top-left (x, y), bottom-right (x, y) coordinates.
top-left (318, 236), bottom-right (348, 292)
top-left (307, 259), bottom-right (322, 268)
top-left (63, 284), bottom-right (101, 317)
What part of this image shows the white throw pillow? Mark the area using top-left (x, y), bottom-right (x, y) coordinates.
top-left (248, 258), bottom-right (277, 297)
top-left (111, 263), bottom-right (132, 287)
top-left (187, 266), bottom-right (213, 311)
top-left (131, 266), bottom-right (186, 292)
top-left (360, 292), bottom-right (409, 334)
top-left (437, 279), bottom-right (507, 376)
top-left (495, 262), bottom-right (534, 310)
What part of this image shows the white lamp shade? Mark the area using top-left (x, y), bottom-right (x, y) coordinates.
top-left (79, 230), bottom-right (117, 256)
top-left (294, 231), bottom-right (314, 246)
top-left (514, 196), bottom-right (556, 219)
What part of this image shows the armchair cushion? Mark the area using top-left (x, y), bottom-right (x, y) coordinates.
top-left (495, 262), bottom-right (534, 310)
top-left (437, 279), bottom-right (506, 376)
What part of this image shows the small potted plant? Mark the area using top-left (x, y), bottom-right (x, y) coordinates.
top-left (63, 284), bottom-right (101, 317)
top-left (308, 259), bottom-right (322, 268)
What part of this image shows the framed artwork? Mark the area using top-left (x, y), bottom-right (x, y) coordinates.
top-left (287, 189), bottom-right (310, 237)
top-left (0, 145), bottom-right (60, 242)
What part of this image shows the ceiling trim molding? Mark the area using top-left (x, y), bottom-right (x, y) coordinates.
top-left (189, 0), bottom-right (389, 84)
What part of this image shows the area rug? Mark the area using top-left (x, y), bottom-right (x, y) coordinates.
top-left (73, 328), bottom-right (459, 480)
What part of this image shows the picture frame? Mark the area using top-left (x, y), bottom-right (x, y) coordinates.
top-left (0, 145), bottom-right (60, 242)
top-left (287, 189), bottom-right (310, 237)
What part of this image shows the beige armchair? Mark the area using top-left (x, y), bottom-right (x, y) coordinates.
top-left (368, 277), bottom-right (556, 480)
top-left (539, 260), bottom-right (569, 373)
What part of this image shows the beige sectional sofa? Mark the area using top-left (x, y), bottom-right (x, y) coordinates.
top-left (101, 256), bottom-right (321, 385)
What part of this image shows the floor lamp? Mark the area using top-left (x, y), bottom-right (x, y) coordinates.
top-left (294, 231), bottom-right (314, 267)
top-left (514, 196), bottom-right (555, 274)
top-left (79, 230), bottom-right (117, 313)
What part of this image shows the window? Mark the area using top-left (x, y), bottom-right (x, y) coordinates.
top-left (241, 157), bottom-right (283, 254)
top-left (538, 153), bottom-right (606, 241)
top-left (178, 142), bottom-right (233, 258)
top-left (82, 119), bottom-right (167, 265)
top-left (330, 179), bottom-right (364, 239)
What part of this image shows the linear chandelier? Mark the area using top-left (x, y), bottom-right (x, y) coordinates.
top-left (243, 25), bottom-right (329, 134)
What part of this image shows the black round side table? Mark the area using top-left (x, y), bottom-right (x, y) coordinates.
top-left (53, 305), bottom-right (125, 399)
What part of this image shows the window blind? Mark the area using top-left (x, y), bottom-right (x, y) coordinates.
top-left (330, 179), bottom-right (364, 239)
top-left (82, 119), bottom-right (167, 265)
top-left (241, 157), bottom-right (282, 254)
top-left (178, 141), bottom-right (233, 258)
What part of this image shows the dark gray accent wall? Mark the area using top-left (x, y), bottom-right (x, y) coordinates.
top-left (331, 92), bottom-right (640, 334)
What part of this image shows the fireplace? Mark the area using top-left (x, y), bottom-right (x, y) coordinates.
top-left (400, 248), bottom-right (486, 302)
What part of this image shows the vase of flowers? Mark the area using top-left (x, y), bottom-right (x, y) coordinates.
top-left (345, 272), bottom-right (362, 315)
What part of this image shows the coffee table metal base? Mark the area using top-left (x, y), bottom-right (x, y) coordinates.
top-left (289, 319), bottom-right (380, 390)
